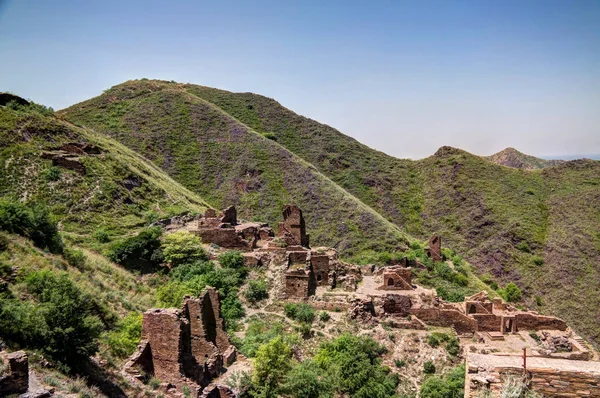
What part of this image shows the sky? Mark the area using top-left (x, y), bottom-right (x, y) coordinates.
top-left (0, 0), bottom-right (598, 159)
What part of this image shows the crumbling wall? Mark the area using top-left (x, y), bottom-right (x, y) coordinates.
top-left (425, 235), bottom-right (442, 262)
top-left (472, 313), bottom-right (502, 332)
top-left (310, 254), bottom-right (330, 286)
top-left (284, 269), bottom-right (315, 298)
top-left (140, 309), bottom-right (184, 381)
top-left (515, 313), bottom-right (568, 331)
top-left (465, 353), bottom-right (600, 397)
top-left (382, 294), bottom-right (412, 316)
top-left (0, 351), bottom-right (29, 396)
top-left (277, 205), bottom-right (309, 247)
top-left (379, 268), bottom-right (412, 290)
top-left (409, 307), bottom-right (476, 334)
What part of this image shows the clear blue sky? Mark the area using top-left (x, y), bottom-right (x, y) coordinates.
top-left (1, 0), bottom-right (598, 159)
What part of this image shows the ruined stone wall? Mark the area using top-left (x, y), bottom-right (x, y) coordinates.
top-left (140, 309), bottom-right (184, 382)
top-left (193, 229), bottom-right (252, 251)
top-left (0, 351), bottom-right (28, 396)
top-left (515, 313), bottom-right (568, 331)
top-left (466, 354), bottom-right (600, 397)
top-left (277, 205), bottom-right (309, 247)
top-left (409, 307), bottom-right (476, 334)
top-left (285, 271), bottom-right (312, 298)
top-left (310, 254), bottom-right (330, 286)
top-left (472, 314), bottom-right (502, 332)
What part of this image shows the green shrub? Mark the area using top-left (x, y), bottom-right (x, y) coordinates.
top-left (108, 226), bottom-right (163, 271)
top-left (262, 132), bottom-right (278, 141)
top-left (446, 337), bottom-right (460, 356)
top-left (453, 273), bottom-right (469, 286)
top-left (0, 270), bottom-right (104, 367)
top-left (314, 334), bottom-right (399, 398)
top-left (451, 255), bottom-right (463, 266)
top-left (435, 286), bottom-right (464, 302)
top-left (148, 377), bottom-right (161, 389)
top-left (245, 279), bottom-right (269, 304)
top-left (63, 248), bottom-right (87, 269)
top-left (532, 255), bottom-right (544, 266)
top-left (252, 337), bottom-right (292, 396)
top-left (170, 260), bottom-right (214, 282)
top-left (502, 282), bottom-right (522, 303)
top-left (319, 311), bottom-right (331, 322)
top-left (423, 361), bottom-right (436, 374)
top-left (529, 330), bottom-right (541, 343)
top-left (420, 365), bottom-right (464, 397)
top-left (282, 359), bottom-right (333, 398)
top-left (44, 166), bottom-right (61, 181)
top-left (535, 296), bottom-right (543, 306)
top-left (219, 250), bottom-right (244, 269)
top-left (161, 231), bottom-right (207, 266)
top-left (284, 303), bottom-right (315, 324)
top-left (517, 241), bottom-right (531, 253)
top-left (394, 359), bottom-right (406, 368)
top-left (93, 228), bottom-right (110, 243)
top-left (104, 312), bottom-right (142, 358)
top-left (0, 200), bottom-right (63, 253)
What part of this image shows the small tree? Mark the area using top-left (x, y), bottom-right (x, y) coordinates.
top-left (252, 337), bottom-right (293, 397)
top-left (423, 361), bottom-right (436, 374)
top-left (245, 279), bottom-right (269, 304)
top-left (219, 250), bottom-right (244, 269)
top-left (162, 231), bottom-right (207, 266)
top-left (503, 282), bottom-right (522, 302)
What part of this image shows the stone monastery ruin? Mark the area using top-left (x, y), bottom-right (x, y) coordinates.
top-left (117, 204), bottom-right (600, 397)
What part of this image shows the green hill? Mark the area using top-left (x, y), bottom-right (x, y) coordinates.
top-left (62, 79), bottom-right (600, 344)
top-left (0, 100), bottom-right (210, 247)
top-left (61, 80), bottom-right (409, 256)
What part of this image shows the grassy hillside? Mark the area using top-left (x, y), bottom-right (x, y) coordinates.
top-left (61, 80), bottom-right (409, 256)
top-left (62, 79), bottom-right (600, 344)
top-left (485, 147), bottom-right (565, 169)
top-left (0, 101), bottom-right (209, 247)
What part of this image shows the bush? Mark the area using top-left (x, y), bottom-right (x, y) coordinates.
top-left (44, 166), bottom-right (61, 182)
top-left (0, 270), bottom-right (104, 366)
top-left (245, 279), bottom-right (269, 304)
top-left (108, 226), bottom-right (163, 271)
top-left (394, 359), bottom-right (406, 368)
top-left (161, 231), bottom-right (207, 266)
top-left (93, 228), bottom-right (110, 243)
top-left (420, 365), bottom-right (464, 397)
top-left (319, 311), bottom-right (331, 322)
top-left (503, 282), bottom-right (522, 303)
top-left (64, 248), bottom-right (87, 269)
top-left (252, 337), bottom-right (293, 396)
top-left (284, 303), bottom-right (315, 324)
top-left (535, 296), bottom-right (543, 306)
top-left (104, 312), bottom-right (143, 358)
top-left (170, 260), bottom-right (214, 282)
top-left (219, 250), bottom-right (244, 269)
top-left (314, 334), bottom-right (399, 398)
top-left (0, 200), bottom-right (63, 253)
top-left (282, 359), bottom-right (333, 398)
top-left (532, 255), bottom-right (544, 266)
top-left (446, 336), bottom-right (460, 356)
top-left (453, 273), bottom-right (469, 286)
top-left (435, 286), bottom-right (464, 302)
top-left (423, 361), bottom-right (436, 374)
top-left (517, 241), bottom-right (531, 253)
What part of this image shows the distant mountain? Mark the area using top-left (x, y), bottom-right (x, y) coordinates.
top-left (485, 147), bottom-right (565, 169)
top-left (62, 79), bottom-right (600, 343)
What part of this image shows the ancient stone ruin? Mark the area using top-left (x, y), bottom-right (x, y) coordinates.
top-left (192, 207), bottom-right (274, 251)
top-left (277, 205), bottom-right (309, 247)
top-left (424, 235), bottom-right (442, 262)
top-left (377, 266), bottom-right (413, 290)
top-left (0, 350), bottom-right (29, 396)
top-left (125, 288), bottom-right (237, 396)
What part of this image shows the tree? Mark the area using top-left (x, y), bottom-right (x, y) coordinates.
top-left (219, 250), bottom-right (244, 269)
top-left (282, 360), bottom-right (333, 398)
top-left (252, 337), bottom-right (293, 397)
top-left (503, 282), bottom-right (522, 302)
top-left (108, 226), bottom-right (163, 271)
top-left (245, 279), bottom-right (269, 304)
top-left (420, 365), bottom-right (464, 398)
top-left (162, 231), bottom-right (207, 266)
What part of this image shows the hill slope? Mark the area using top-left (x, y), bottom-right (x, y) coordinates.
top-left (485, 147), bottom-right (565, 169)
top-left (0, 99), bottom-right (209, 245)
top-left (62, 80), bottom-right (600, 343)
top-left (61, 80), bottom-right (409, 256)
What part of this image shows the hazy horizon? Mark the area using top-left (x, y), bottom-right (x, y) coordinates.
top-left (1, 0), bottom-right (598, 159)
